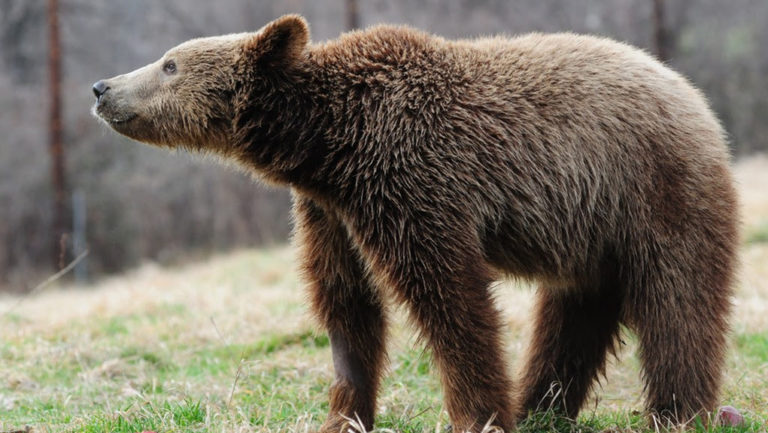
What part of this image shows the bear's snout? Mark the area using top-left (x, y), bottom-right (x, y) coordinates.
top-left (92, 80), bottom-right (110, 101)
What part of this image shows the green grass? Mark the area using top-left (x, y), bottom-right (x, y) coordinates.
top-left (746, 220), bottom-right (768, 244)
top-left (79, 400), bottom-right (206, 433)
top-left (1, 245), bottom-right (767, 433)
top-left (735, 333), bottom-right (768, 365)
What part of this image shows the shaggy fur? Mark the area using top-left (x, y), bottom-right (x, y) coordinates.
top-left (93, 15), bottom-right (739, 433)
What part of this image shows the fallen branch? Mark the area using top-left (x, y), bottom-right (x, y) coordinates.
top-left (2, 249), bottom-right (89, 319)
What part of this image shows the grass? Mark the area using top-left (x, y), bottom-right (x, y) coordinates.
top-left (2, 157), bottom-right (768, 433)
top-left (746, 221), bottom-right (768, 245)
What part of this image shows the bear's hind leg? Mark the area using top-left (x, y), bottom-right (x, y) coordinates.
top-left (294, 197), bottom-right (387, 432)
top-left (514, 283), bottom-right (623, 421)
top-left (630, 260), bottom-right (731, 425)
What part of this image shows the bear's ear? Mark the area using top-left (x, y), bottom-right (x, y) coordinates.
top-left (244, 15), bottom-right (310, 67)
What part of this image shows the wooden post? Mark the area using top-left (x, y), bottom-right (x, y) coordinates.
top-left (72, 189), bottom-right (88, 283)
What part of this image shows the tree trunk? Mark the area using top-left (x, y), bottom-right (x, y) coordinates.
top-left (652, 0), bottom-right (671, 62)
top-left (48, 0), bottom-right (67, 269)
top-left (346, 0), bottom-right (359, 31)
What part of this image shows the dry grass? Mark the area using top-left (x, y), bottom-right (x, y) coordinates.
top-left (2, 246), bottom-right (303, 336)
top-left (735, 155), bottom-right (768, 232)
top-left (1, 156), bottom-right (768, 432)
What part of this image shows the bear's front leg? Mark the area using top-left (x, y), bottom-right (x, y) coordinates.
top-left (350, 212), bottom-right (516, 433)
top-left (293, 196), bottom-right (387, 432)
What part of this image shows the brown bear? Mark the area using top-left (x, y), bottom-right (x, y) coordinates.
top-left (92, 15), bottom-right (739, 432)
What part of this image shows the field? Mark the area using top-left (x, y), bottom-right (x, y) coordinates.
top-left (2, 157), bottom-right (768, 433)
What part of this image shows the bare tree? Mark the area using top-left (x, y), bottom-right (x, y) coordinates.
top-left (652, 0), bottom-right (671, 62)
top-left (346, 0), bottom-right (359, 30)
top-left (47, 0), bottom-right (68, 269)
top-left (652, 0), bottom-right (693, 63)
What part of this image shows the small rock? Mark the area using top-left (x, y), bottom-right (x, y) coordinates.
top-left (717, 405), bottom-right (745, 426)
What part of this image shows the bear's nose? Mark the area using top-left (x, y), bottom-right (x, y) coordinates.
top-left (92, 80), bottom-right (110, 100)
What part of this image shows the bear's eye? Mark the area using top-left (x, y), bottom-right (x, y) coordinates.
top-left (163, 60), bottom-right (177, 75)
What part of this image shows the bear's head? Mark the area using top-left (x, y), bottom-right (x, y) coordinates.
top-left (92, 15), bottom-right (310, 157)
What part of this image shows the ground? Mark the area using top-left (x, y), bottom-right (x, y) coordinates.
top-left (1, 156), bottom-right (767, 433)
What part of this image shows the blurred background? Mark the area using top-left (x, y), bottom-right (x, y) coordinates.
top-left (1, 0), bottom-right (767, 291)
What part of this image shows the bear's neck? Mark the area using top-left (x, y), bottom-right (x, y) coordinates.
top-left (232, 64), bottom-right (333, 192)
top-left (233, 48), bottom-right (397, 206)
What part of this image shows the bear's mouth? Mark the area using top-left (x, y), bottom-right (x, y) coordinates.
top-left (92, 103), bottom-right (137, 126)
top-left (107, 113), bottom-right (137, 125)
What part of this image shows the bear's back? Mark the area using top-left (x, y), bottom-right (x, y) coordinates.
top-left (310, 27), bottom-right (733, 269)
top-left (317, 27), bottom-right (725, 159)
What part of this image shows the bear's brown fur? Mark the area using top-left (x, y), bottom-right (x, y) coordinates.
top-left (93, 15), bottom-right (739, 432)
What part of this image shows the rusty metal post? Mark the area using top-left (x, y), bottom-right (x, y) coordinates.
top-left (48, 0), bottom-right (68, 269)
